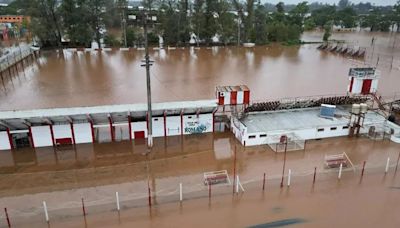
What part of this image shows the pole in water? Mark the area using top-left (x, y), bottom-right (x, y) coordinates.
top-left (262, 173), bottom-right (266, 191)
top-left (236, 175), bottom-right (239, 193)
top-left (395, 152), bottom-right (400, 173)
top-left (4, 208), bottom-right (10, 228)
top-left (385, 157), bottom-right (390, 173)
top-left (179, 183), bottom-right (183, 202)
top-left (338, 163), bottom-right (343, 179)
top-left (313, 167), bottom-right (317, 184)
top-left (116, 192), bottom-right (120, 211)
top-left (361, 161), bottom-right (366, 177)
top-left (287, 169), bottom-right (291, 187)
top-left (148, 187), bottom-right (152, 207)
top-left (43, 201), bottom-right (49, 222)
top-left (81, 198), bottom-right (86, 216)
top-left (208, 183), bottom-right (211, 199)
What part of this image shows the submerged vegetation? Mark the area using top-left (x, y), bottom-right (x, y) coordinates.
top-left (1, 0), bottom-right (400, 47)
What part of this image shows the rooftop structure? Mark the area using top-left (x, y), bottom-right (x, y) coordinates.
top-left (232, 106), bottom-right (400, 147)
top-left (348, 67), bottom-right (380, 95)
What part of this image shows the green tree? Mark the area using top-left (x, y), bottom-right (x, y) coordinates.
top-left (253, 1), bottom-right (268, 44)
top-left (323, 20), bottom-right (333, 41)
top-left (85, 0), bottom-right (107, 48)
top-left (304, 18), bottom-right (316, 31)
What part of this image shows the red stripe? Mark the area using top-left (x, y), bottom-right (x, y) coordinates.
top-left (70, 123), bottom-right (76, 145)
top-left (49, 125), bottom-right (55, 147)
top-left (128, 116), bottom-right (132, 141)
top-left (349, 77), bottom-right (354, 93)
top-left (6, 128), bottom-right (13, 149)
top-left (28, 126), bottom-right (35, 148)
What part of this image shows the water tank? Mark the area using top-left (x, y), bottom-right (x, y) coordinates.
top-left (352, 104), bottom-right (361, 114)
top-left (320, 104), bottom-right (336, 118)
top-left (360, 103), bottom-right (368, 114)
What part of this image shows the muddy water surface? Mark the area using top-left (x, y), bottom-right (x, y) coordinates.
top-left (0, 31), bottom-right (399, 111)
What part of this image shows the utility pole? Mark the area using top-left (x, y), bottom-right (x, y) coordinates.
top-left (143, 15), bottom-right (153, 148)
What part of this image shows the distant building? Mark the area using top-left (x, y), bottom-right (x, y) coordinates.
top-left (0, 15), bottom-right (30, 24)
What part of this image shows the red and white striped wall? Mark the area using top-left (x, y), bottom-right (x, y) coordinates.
top-left (216, 85), bottom-right (250, 106)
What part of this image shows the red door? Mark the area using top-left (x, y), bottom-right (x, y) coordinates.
top-left (361, 79), bottom-right (372, 95)
top-left (230, 91), bottom-right (237, 105)
top-left (134, 131), bottom-right (145, 139)
top-left (243, 91), bottom-right (250, 104)
top-left (218, 93), bottom-right (224, 105)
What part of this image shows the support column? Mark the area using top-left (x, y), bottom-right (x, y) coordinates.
top-left (128, 115), bottom-right (132, 141)
top-left (90, 121), bottom-right (95, 143)
top-left (163, 111), bottom-right (167, 137)
top-left (108, 116), bottom-right (114, 142)
top-left (212, 109), bottom-right (217, 133)
top-left (28, 126), bottom-right (35, 148)
top-left (180, 110), bottom-right (184, 136)
top-left (70, 123), bottom-right (76, 145)
top-left (49, 125), bottom-right (55, 147)
top-left (6, 128), bottom-right (13, 150)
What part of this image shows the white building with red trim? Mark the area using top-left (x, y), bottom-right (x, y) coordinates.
top-left (0, 100), bottom-right (217, 150)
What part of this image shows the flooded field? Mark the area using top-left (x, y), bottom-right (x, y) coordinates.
top-left (0, 133), bottom-right (399, 227)
top-left (0, 31), bottom-right (399, 111)
top-left (0, 31), bottom-right (400, 227)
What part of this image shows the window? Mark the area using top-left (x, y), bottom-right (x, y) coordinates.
top-left (154, 118), bottom-right (159, 121)
top-left (188, 116), bottom-right (192, 119)
top-left (260, 134), bottom-right (267, 138)
top-left (317, 128), bottom-right (324, 132)
top-left (248, 135), bottom-right (256, 139)
top-left (342, 126), bottom-right (349, 129)
top-left (330, 127), bottom-right (337, 131)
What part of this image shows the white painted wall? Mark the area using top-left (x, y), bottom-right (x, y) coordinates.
top-left (223, 92), bottom-right (231, 105)
top-left (152, 117), bottom-right (165, 137)
top-left (241, 124), bottom-right (351, 147)
top-left (53, 124), bottom-right (72, 139)
top-left (0, 131), bottom-right (11, 150)
top-left (237, 91), bottom-right (244, 104)
top-left (131, 121), bottom-right (148, 138)
top-left (74, 123), bottom-right (93, 143)
top-left (183, 114), bottom-right (213, 135)
top-left (166, 116), bottom-right (181, 136)
top-left (31, 126), bottom-right (53, 147)
top-left (371, 79), bottom-right (379, 93)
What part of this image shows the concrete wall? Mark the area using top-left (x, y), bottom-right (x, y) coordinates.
top-left (74, 123), bottom-right (93, 143)
top-left (131, 121), bottom-right (148, 139)
top-left (53, 124), bottom-right (72, 140)
top-left (31, 126), bottom-right (53, 147)
top-left (0, 131), bottom-right (11, 150)
top-left (166, 116), bottom-right (181, 136)
top-left (241, 124), bottom-right (351, 147)
top-left (183, 114), bottom-right (213, 135)
top-left (152, 117), bottom-right (165, 137)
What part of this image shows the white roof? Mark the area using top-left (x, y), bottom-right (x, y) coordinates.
top-left (242, 107), bottom-right (388, 134)
top-left (0, 99), bottom-right (218, 120)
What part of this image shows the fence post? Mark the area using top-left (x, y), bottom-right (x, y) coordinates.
top-left (43, 201), bottom-right (49, 223)
top-left (361, 161), bottom-right (366, 177)
top-left (236, 175), bottom-right (239, 193)
top-left (262, 173), bottom-right (266, 191)
top-left (116, 192), bottom-right (120, 211)
top-left (4, 208), bottom-right (10, 228)
top-left (385, 157), bottom-right (390, 173)
top-left (338, 163), bottom-right (343, 179)
top-left (81, 198), bottom-right (86, 216)
top-left (179, 183), bottom-right (183, 202)
top-left (313, 167), bottom-right (317, 184)
top-left (287, 169), bottom-right (291, 187)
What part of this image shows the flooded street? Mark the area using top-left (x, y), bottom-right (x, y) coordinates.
top-left (0, 31), bottom-right (399, 111)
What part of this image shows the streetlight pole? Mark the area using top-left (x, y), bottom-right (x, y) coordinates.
top-left (142, 12), bottom-right (154, 148)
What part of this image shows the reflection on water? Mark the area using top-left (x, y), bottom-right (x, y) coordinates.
top-left (1, 31), bottom-right (399, 111)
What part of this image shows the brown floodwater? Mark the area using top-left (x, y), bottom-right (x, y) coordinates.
top-left (0, 31), bottom-right (399, 111)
